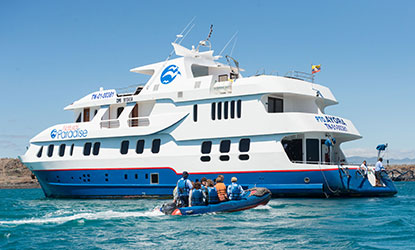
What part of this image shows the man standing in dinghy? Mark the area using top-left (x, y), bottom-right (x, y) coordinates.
top-left (227, 177), bottom-right (245, 200)
top-left (176, 171), bottom-right (193, 207)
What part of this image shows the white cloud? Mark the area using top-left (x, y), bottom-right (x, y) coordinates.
top-left (343, 147), bottom-right (415, 159)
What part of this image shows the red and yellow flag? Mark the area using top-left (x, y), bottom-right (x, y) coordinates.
top-left (312, 64), bottom-right (321, 74)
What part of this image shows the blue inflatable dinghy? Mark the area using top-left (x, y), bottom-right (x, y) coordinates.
top-left (160, 187), bottom-right (271, 216)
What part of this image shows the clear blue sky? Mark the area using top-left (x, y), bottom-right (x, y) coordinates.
top-left (1, 0), bottom-right (414, 159)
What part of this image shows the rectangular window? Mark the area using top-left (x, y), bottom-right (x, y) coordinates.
top-left (76, 113), bottom-right (81, 123)
top-left (120, 140), bottom-right (129, 155)
top-left (47, 145), bottom-right (54, 157)
top-left (306, 139), bottom-right (319, 164)
top-left (150, 173), bottom-right (159, 184)
top-left (37, 146), bottom-right (43, 158)
top-left (224, 101), bottom-right (229, 119)
top-left (83, 142), bottom-right (92, 156)
top-left (217, 102), bottom-right (222, 120)
top-left (230, 101), bottom-right (235, 119)
top-left (218, 74), bottom-right (228, 82)
top-left (59, 144), bottom-right (66, 157)
top-left (131, 104), bottom-right (139, 127)
top-left (268, 97), bottom-right (283, 113)
top-left (239, 138), bottom-right (250, 152)
top-left (237, 100), bottom-right (242, 118)
top-left (152, 139), bottom-right (161, 154)
top-left (201, 141), bottom-right (212, 154)
top-left (93, 142), bottom-right (101, 156)
top-left (282, 139), bottom-right (303, 162)
top-left (211, 103), bottom-right (216, 120)
top-left (136, 139), bottom-right (145, 154)
top-left (83, 108), bottom-right (90, 122)
top-left (193, 104), bottom-right (198, 122)
top-left (70, 144), bottom-right (74, 156)
top-left (220, 140), bottom-right (231, 153)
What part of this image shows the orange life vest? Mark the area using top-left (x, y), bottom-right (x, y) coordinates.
top-left (215, 183), bottom-right (228, 201)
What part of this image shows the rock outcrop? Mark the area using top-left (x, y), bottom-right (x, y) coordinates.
top-left (0, 158), bottom-right (40, 188)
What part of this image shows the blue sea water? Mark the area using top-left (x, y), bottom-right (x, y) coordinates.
top-left (1, 182), bottom-right (415, 250)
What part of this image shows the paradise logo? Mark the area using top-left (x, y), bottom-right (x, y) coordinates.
top-left (160, 65), bottom-right (181, 84)
top-left (50, 128), bottom-right (88, 139)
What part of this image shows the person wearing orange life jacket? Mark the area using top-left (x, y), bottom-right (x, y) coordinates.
top-left (214, 176), bottom-right (228, 202)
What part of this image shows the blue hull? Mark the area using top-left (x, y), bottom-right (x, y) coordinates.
top-left (32, 167), bottom-right (397, 198)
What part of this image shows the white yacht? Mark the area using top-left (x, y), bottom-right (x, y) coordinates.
top-left (19, 32), bottom-right (396, 198)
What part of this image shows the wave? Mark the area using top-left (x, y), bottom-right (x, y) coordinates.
top-left (0, 209), bottom-right (164, 226)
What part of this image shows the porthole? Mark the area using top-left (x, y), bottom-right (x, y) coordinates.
top-left (304, 177), bottom-right (310, 184)
top-left (201, 156), bottom-right (211, 162)
top-left (239, 154), bottom-right (249, 161)
top-left (220, 155), bottom-right (230, 161)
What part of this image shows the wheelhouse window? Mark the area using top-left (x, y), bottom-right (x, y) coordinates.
top-left (59, 144), bottom-right (66, 157)
top-left (83, 142), bottom-right (92, 156)
top-left (306, 139), bottom-right (319, 164)
top-left (237, 100), bottom-right (242, 118)
top-left (117, 107), bottom-right (124, 119)
top-left (211, 103), bottom-right (216, 120)
top-left (282, 139), bottom-right (303, 163)
top-left (193, 104), bottom-right (198, 122)
top-left (151, 139), bottom-right (161, 154)
top-left (37, 146), bottom-right (43, 158)
top-left (47, 145), bottom-right (54, 157)
top-left (70, 144), bottom-right (74, 156)
top-left (268, 97), bottom-right (283, 113)
top-left (136, 139), bottom-right (145, 154)
top-left (93, 142), bottom-right (100, 156)
top-left (120, 140), bottom-right (129, 155)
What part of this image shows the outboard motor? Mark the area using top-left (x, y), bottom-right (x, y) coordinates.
top-left (160, 202), bottom-right (177, 215)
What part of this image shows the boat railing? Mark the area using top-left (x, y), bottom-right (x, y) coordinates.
top-left (100, 119), bottom-right (120, 129)
top-left (128, 117), bottom-right (150, 127)
top-left (284, 71), bottom-right (315, 83)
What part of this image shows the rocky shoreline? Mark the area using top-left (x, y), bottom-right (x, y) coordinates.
top-left (0, 158), bottom-right (414, 189)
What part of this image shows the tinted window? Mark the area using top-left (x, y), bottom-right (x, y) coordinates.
top-left (201, 141), bottom-right (212, 154)
top-left (59, 144), bottom-right (66, 157)
top-left (239, 138), bottom-right (250, 152)
top-left (224, 101), bottom-right (229, 119)
top-left (76, 113), bottom-right (81, 123)
top-left (220, 155), bottom-right (230, 161)
top-left (117, 107), bottom-right (124, 118)
top-left (193, 104), bottom-right (198, 122)
top-left (268, 97), bottom-right (283, 113)
top-left (37, 146), bottom-right (43, 158)
top-left (136, 139), bottom-right (145, 154)
top-left (83, 142), bottom-right (92, 156)
top-left (220, 140), bottom-right (231, 153)
top-left (230, 100), bottom-right (235, 119)
top-left (151, 173), bottom-right (159, 184)
top-left (93, 142), bottom-right (100, 155)
top-left (201, 156), bottom-right (211, 162)
top-left (152, 139), bottom-right (161, 154)
top-left (237, 100), bottom-right (242, 118)
top-left (211, 103), bottom-right (216, 120)
top-left (120, 140), bottom-right (129, 155)
top-left (239, 154), bottom-right (249, 161)
top-left (217, 102), bottom-right (222, 120)
top-left (306, 139), bottom-right (319, 164)
top-left (70, 144), bottom-right (74, 156)
top-left (47, 145), bottom-right (54, 157)
top-left (282, 139), bottom-right (303, 162)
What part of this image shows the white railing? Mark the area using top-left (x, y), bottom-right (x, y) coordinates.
top-left (100, 119), bottom-right (120, 129)
top-left (128, 117), bottom-right (150, 127)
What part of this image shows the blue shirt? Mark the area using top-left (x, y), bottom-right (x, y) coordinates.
top-left (375, 161), bottom-right (385, 172)
top-left (227, 183), bottom-right (244, 199)
top-left (176, 178), bottom-right (193, 195)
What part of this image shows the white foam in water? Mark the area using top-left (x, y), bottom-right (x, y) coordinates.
top-left (0, 209), bottom-right (164, 226)
top-left (253, 204), bottom-right (272, 210)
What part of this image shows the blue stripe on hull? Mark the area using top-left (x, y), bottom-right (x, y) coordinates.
top-left (33, 168), bottom-right (397, 198)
